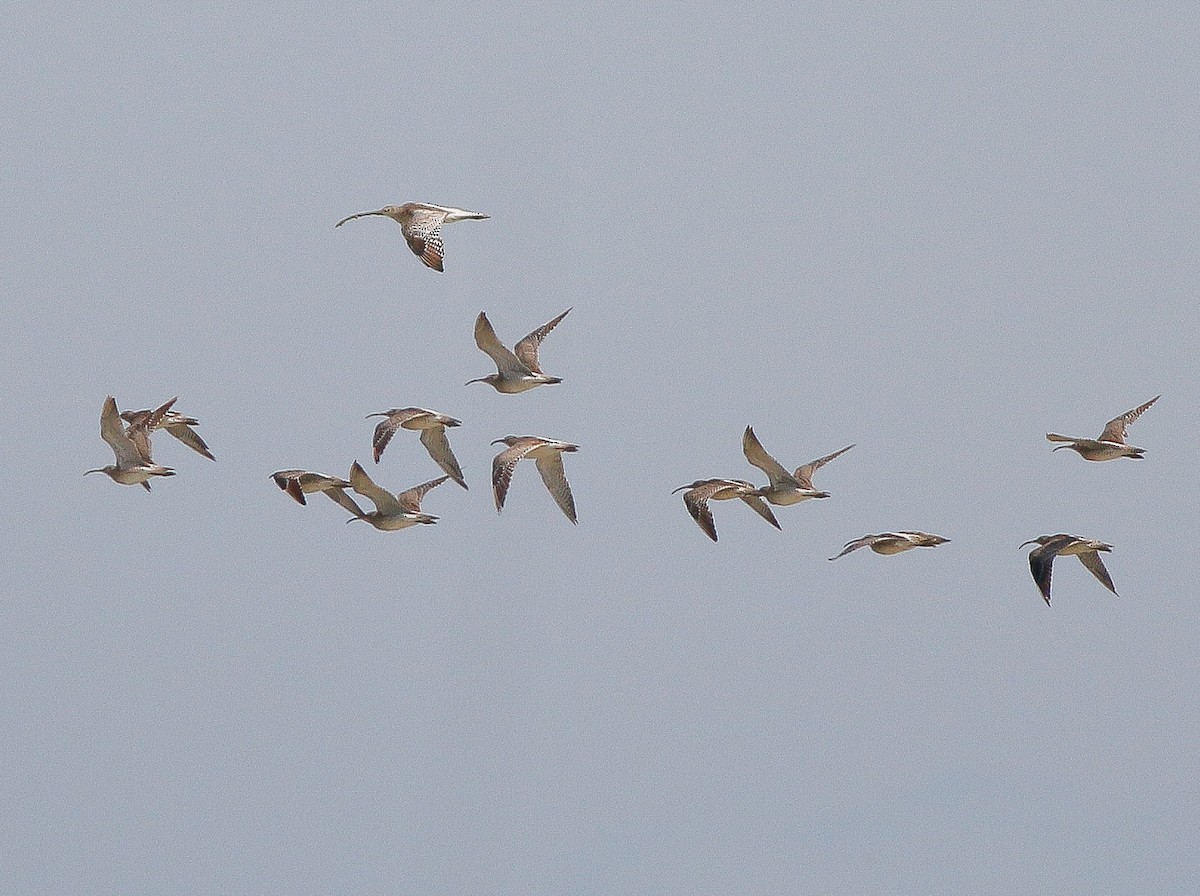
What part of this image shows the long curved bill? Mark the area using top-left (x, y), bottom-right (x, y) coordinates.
top-left (335, 209), bottom-right (386, 227)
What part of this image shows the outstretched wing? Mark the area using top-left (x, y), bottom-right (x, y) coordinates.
top-left (741, 426), bottom-right (795, 489)
top-left (349, 461), bottom-right (401, 514)
top-left (1028, 546), bottom-right (1057, 605)
top-left (492, 440), bottom-right (538, 511)
top-left (794, 444), bottom-right (854, 489)
top-left (396, 476), bottom-right (449, 514)
top-left (534, 452), bottom-right (577, 523)
top-left (681, 484), bottom-right (721, 542)
top-left (323, 486), bottom-right (364, 517)
top-left (164, 422), bottom-right (214, 460)
top-left (1077, 551), bottom-right (1117, 595)
top-left (474, 312), bottom-right (530, 377)
top-left (99, 396), bottom-right (142, 467)
top-left (829, 535), bottom-right (879, 561)
top-left (738, 494), bottom-right (781, 531)
top-left (514, 308), bottom-right (571, 374)
top-left (420, 426), bottom-right (467, 489)
top-left (402, 207), bottom-right (448, 271)
top-left (135, 398), bottom-right (178, 459)
top-left (271, 471), bottom-right (308, 505)
top-left (1098, 395), bottom-right (1159, 444)
top-left (369, 411), bottom-right (417, 463)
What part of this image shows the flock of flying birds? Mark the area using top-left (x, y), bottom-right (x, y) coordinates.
top-left (669, 394), bottom-right (1159, 609)
top-left (86, 202), bottom-right (1162, 606)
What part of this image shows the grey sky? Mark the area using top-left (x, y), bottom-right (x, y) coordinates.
top-left (3, 3), bottom-right (1199, 893)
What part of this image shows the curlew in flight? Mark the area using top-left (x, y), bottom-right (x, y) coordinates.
top-left (1020, 534), bottom-right (1117, 606)
top-left (829, 531), bottom-right (949, 560)
top-left (672, 478), bottom-right (781, 543)
top-left (367, 407), bottom-right (467, 489)
top-left (491, 436), bottom-right (579, 523)
top-left (467, 309), bottom-right (570, 393)
top-left (85, 396), bottom-right (177, 491)
top-left (345, 461), bottom-right (447, 531)
top-left (334, 202), bottom-right (488, 272)
top-left (270, 470), bottom-right (364, 516)
top-left (742, 426), bottom-right (854, 506)
top-left (1046, 395), bottom-right (1160, 461)
top-left (121, 404), bottom-right (214, 461)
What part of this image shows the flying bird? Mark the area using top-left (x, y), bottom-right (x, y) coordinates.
top-left (467, 309), bottom-right (570, 393)
top-left (346, 461), bottom-right (447, 531)
top-left (120, 404), bottom-right (214, 461)
top-left (85, 396), bottom-right (177, 491)
top-left (829, 531), bottom-right (949, 560)
top-left (1046, 395), bottom-right (1160, 461)
top-left (742, 426), bottom-right (854, 506)
top-left (334, 202), bottom-right (488, 272)
top-left (366, 407), bottom-right (467, 489)
top-left (491, 436), bottom-right (579, 523)
top-left (270, 469), bottom-right (363, 516)
top-left (672, 478), bottom-right (781, 543)
top-left (1020, 534), bottom-right (1117, 606)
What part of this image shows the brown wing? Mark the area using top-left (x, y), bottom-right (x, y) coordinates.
top-left (396, 476), bottom-right (449, 514)
top-left (143, 397), bottom-right (178, 430)
top-left (322, 486), bottom-right (364, 517)
top-left (122, 396), bottom-right (177, 464)
top-left (514, 308), bottom-right (571, 374)
top-left (1028, 546), bottom-right (1056, 605)
top-left (828, 535), bottom-right (879, 561)
top-left (371, 416), bottom-right (404, 463)
top-left (271, 471), bottom-right (307, 505)
top-left (533, 452), bottom-right (577, 523)
top-left (474, 312), bottom-right (529, 376)
top-left (283, 477), bottom-right (307, 505)
top-left (1098, 395), bottom-right (1159, 443)
top-left (741, 426), bottom-right (795, 489)
top-left (127, 426), bottom-right (155, 463)
top-left (118, 409), bottom-right (151, 427)
top-left (794, 444), bottom-right (854, 489)
top-left (738, 494), bottom-right (781, 530)
top-left (403, 209), bottom-right (447, 271)
top-left (492, 440), bottom-right (538, 511)
top-left (100, 396), bottom-right (139, 466)
top-left (164, 423), bottom-right (214, 460)
top-left (681, 481), bottom-right (727, 542)
top-left (370, 409), bottom-right (428, 463)
top-left (420, 426), bottom-right (467, 489)
top-left (349, 461), bottom-right (401, 515)
top-left (1077, 551), bottom-right (1117, 595)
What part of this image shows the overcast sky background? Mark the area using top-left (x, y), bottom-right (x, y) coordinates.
top-left (3, 3), bottom-right (1199, 893)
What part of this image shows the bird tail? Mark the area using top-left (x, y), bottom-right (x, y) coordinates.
top-left (444, 209), bottom-right (489, 222)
